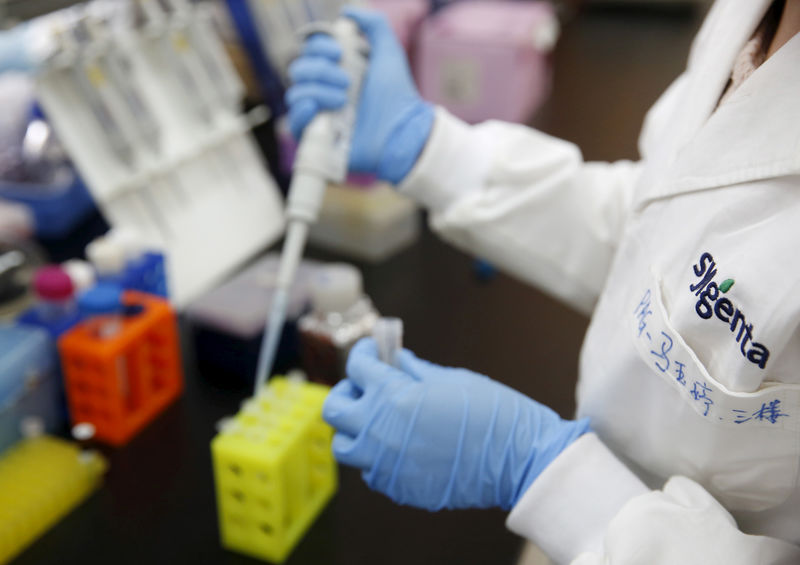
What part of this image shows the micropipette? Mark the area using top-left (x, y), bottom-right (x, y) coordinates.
top-left (253, 17), bottom-right (369, 396)
top-left (57, 24), bottom-right (172, 239)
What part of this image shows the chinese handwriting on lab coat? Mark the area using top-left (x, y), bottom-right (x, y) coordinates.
top-left (733, 400), bottom-right (789, 425)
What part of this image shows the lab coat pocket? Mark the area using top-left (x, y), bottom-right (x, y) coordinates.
top-left (631, 271), bottom-right (800, 512)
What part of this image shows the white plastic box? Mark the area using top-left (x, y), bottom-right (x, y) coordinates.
top-left (308, 182), bottom-right (420, 263)
top-left (416, 1), bottom-right (559, 124)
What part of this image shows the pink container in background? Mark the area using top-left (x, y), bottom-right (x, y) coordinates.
top-left (368, 0), bottom-right (429, 53)
top-left (416, 1), bottom-right (559, 124)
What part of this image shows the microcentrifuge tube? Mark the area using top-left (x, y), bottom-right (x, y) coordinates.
top-left (373, 318), bottom-right (403, 368)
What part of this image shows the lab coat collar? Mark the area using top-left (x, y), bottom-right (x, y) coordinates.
top-left (640, 0), bottom-right (800, 205)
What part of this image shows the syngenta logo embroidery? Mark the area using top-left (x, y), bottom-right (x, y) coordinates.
top-left (690, 252), bottom-right (769, 369)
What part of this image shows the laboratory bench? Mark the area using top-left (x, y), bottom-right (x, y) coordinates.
top-left (8, 6), bottom-right (705, 564)
top-left (12, 225), bottom-right (588, 565)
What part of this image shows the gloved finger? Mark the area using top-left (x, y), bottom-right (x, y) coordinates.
top-left (346, 338), bottom-right (393, 390)
top-left (323, 380), bottom-right (365, 436)
top-left (332, 433), bottom-right (372, 470)
top-left (288, 56), bottom-right (351, 89)
top-left (287, 97), bottom-right (318, 141)
top-left (395, 348), bottom-right (443, 382)
top-left (346, 338), bottom-right (381, 389)
top-left (342, 7), bottom-right (395, 49)
top-left (285, 83), bottom-right (348, 111)
top-left (301, 33), bottom-right (342, 62)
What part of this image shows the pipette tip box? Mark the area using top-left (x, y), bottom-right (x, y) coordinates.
top-left (0, 436), bottom-right (106, 565)
top-left (211, 377), bottom-right (337, 563)
top-left (58, 291), bottom-right (183, 446)
top-left (0, 324), bottom-right (63, 455)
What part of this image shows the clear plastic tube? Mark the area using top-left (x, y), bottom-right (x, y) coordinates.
top-left (373, 317), bottom-right (403, 367)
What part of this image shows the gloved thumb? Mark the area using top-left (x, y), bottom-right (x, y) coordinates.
top-left (396, 349), bottom-right (443, 382)
top-left (342, 7), bottom-right (396, 51)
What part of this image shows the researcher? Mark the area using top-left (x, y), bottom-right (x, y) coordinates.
top-left (286, 1), bottom-right (800, 563)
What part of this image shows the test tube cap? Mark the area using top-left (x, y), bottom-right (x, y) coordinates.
top-left (34, 265), bottom-right (74, 300)
top-left (86, 237), bottom-right (127, 276)
top-left (78, 282), bottom-right (123, 316)
top-left (72, 422), bottom-right (96, 442)
top-left (310, 263), bottom-right (363, 314)
top-left (106, 228), bottom-right (148, 261)
top-left (62, 259), bottom-right (96, 293)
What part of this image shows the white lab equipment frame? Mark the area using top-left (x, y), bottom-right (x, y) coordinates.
top-left (34, 1), bottom-right (285, 308)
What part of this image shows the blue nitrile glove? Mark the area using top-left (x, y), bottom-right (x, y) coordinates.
top-left (323, 339), bottom-right (591, 511)
top-left (0, 24), bottom-right (37, 73)
top-left (285, 7), bottom-right (435, 185)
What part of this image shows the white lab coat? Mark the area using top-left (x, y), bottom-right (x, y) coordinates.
top-left (399, 0), bottom-right (800, 563)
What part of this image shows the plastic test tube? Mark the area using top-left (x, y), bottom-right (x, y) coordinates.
top-left (33, 265), bottom-right (77, 321)
top-left (86, 237), bottom-right (127, 285)
top-left (373, 317), bottom-right (403, 368)
top-left (78, 282), bottom-right (129, 398)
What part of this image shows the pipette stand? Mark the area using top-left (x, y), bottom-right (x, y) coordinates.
top-left (35, 2), bottom-right (284, 308)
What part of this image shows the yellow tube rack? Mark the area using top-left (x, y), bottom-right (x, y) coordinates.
top-left (0, 436), bottom-right (106, 564)
top-left (211, 377), bottom-right (337, 563)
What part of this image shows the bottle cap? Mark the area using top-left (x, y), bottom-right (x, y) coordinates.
top-left (86, 237), bottom-right (126, 275)
top-left (310, 263), bottom-right (363, 314)
top-left (61, 259), bottom-right (96, 292)
top-left (78, 282), bottom-right (123, 316)
top-left (34, 265), bottom-right (74, 300)
top-left (106, 228), bottom-right (146, 261)
top-left (71, 422), bottom-right (96, 442)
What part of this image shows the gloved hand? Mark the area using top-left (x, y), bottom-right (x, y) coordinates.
top-left (323, 339), bottom-right (591, 511)
top-left (285, 7), bottom-right (435, 185)
top-left (0, 24), bottom-right (39, 73)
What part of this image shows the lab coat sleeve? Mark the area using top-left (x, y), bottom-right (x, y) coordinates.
top-left (399, 108), bottom-right (642, 315)
top-left (506, 434), bottom-right (800, 565)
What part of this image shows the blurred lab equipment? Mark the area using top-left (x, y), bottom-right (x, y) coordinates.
top-left (187, 254), bottom-right (321, 383)
top-left (31, 264), bottom-right (77, 322)
top-left (0, 434), bottom-right (105, 565)
top-left (211, 377), bottom-right (337, 563)
top-left (324, 339), bottom-right (591, 510)
top-left (16, 264), bottom-right (83, 337)
top-left (76, 281), bottom-right (124, 338)
top-left (299, 263), bottom-right (379, 386)
top-left (33, 0), bottom-right (284, 307)
top-left (59, 290), bottom-right (183, 446)
top-left (0, 74), bottom-right (96, 239)
top-left (306, 181), bottom-right (420, 262)
top-left (85, 230), bottom-right (169, 296)
top-left (416, 1), bottom-right (559, 124)
top-left (0, 238), bottom-right (44, 319)
top-left (0, 323), bottom-right (61, 455)
top-left (61, 258), bottom-right (96, 294)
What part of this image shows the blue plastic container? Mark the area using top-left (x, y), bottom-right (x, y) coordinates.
top-left (0, 324), bottom-right (61, 454)
top-left (17, 305), bottom-right (82, 339)
top-left (123, 252), bottom-right (169, 298)
top-left (0, 170), bottom-right (95, 239)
